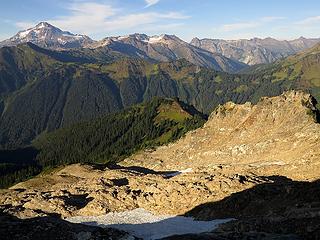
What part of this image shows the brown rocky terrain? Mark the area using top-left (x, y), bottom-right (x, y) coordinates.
top-left (126, 91), bottom-right (320, 180)
top-left (0, 90), bottom-right (319, 239)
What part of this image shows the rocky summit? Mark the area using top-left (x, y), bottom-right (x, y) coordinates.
top-left (0, 22), bottom-right (94, 49)
top-left (1, 91), bottom-right (319, 239)
top-left (190, 37), bottom-right (320, 65)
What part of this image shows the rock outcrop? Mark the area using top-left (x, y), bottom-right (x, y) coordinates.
top-left (1, 91), bottom-right (319, 239)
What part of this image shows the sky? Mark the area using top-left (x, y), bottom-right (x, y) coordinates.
top-left (1, 0), bottom-right (320, 41)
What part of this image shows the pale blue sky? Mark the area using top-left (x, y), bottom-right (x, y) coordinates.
top-left (1, 0), bottom-right (320, 41)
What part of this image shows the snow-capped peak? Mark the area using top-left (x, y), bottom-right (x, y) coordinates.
top-left (1, 22), bottom-right (94, 49)
top-left (35, 22), bottom-right (53, 29)
top-left (90, 33), bottom-right (184, 49)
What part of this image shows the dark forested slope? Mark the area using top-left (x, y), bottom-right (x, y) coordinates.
top-left (1, 43), bottom-right (319, 149)
top-left (0, 98), bottom-right (205, 188)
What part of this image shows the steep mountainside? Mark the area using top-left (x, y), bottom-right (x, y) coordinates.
top-left (0, 44), bottom-right (123, 148)
top-left (243, 42), bottom-right (320, 103)
top-left (1, 91), bottom-right (319, 239)
top-left (0, 43), bottom-right (319, 149)
top-left (0, 22), bottom-right (94, 49)
top-left (0, 23), bottom-right (247, 72)
top-left (191, 36), bottom-right (320, 65)
top-left (127, 91), bottom-right (320, 178)
top-left (0, 98), bottom-right (205, 188)
top-left (89, 33), bottom-right (247, 72)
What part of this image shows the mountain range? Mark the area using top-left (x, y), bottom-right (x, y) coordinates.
top-left (0, 21), bottom-right (320, 239)
top-left (1, 37), bottom-right (320, 149)
top-left (0, 23), bottom-right (245, 72)
top-left (191, 36), bottom-right (320, 65)
top-left (1, 22), bottom-right (320, 72)
top-left (89, 33), bottom-right (247, 72)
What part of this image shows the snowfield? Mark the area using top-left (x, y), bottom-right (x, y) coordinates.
top-left (67, 208), bottom-right (233, 240)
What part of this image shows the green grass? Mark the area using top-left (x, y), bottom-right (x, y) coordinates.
top-left (155, 130), bottom-right (174, 144)
top-left (215, 90), bottom-right (223, 96)
top-left (272, 70), bottom-right (287, 82)
top-left (146, 63), bottom-right (159, 77)
top-left (234, 77), bottom-right (241, 83)
top-left (214, 75), bottom-right (223, 83)
top-left (155, 102), bottom-right (191, 123)
top-left (234, 85), bottom-right (249, 93)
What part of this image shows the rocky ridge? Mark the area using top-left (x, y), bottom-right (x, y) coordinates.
top-left (0, 91), bottom-right (319, 238)
top-left (191, 37), bottom-right (320, 65)
top-left (88, 33), bottom-right (247, 72)
top-left (0, 23), bottom-right (247, 72)
top-left (127, 91), bottom-right (320, 179)
top-left (2, 22), bottom-right (320, 71)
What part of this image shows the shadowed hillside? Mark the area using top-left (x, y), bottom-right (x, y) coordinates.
top-left (2, 43), bottom-right (316, 149)
top-left (0, 98), bottom-right (205, 188)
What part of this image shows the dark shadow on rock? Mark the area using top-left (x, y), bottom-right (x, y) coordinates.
top-left (183, 175), bottom-right (320, 240)
top-left (57, 193), bottom-right (94, 210)
top-left (161, 231), bottom-right (299, 240)
top-left (0, 211), bottom-right (139, 240)
top-left (110, 178), bottom-right (129, 186)
top-left (106, 163), bottom-right (181, 178)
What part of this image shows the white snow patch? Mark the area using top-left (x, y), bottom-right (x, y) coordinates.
top-left (62, 33), bottom-right (74, 38)
top-left (58, 38), bottom-right (67, 44)
top-left (67, 208), bottom-right (233, 240)
top-left (37, 22), bottom-right (46, 29)
top-left (74, 35), bottom-right (84, 39)
top-left (33, 29), bottom-right (41, 35)
top-left (18, 30), bottom-right (31, 38)
top-left (118, 35), bottom-right (130, 40)
top-left (148, 35), bottom-right (164, 44)
top-left (164, 168), bottom-right (193, 177)
top-left (62, 33), bottom-right (84, 40)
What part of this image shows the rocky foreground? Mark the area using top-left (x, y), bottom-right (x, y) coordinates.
top-left (1, 91), bottom-right (320, 239)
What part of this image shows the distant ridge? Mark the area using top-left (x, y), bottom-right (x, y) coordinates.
top-left (1, 22), bottom-right (319, 70)
top-left (190, 36), bottom-right (320, 65)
